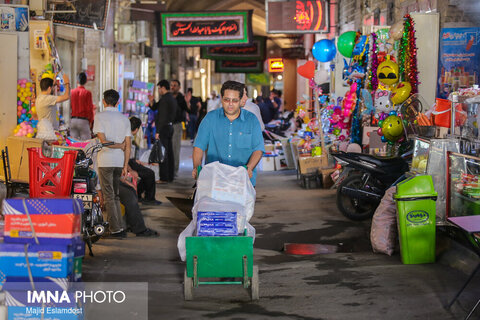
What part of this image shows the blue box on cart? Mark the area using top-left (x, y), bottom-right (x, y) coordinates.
top-left (196, 211), bottom-right (237, 236)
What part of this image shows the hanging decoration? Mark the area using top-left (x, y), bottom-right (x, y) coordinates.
top-left (398, 14), bottom-right (419, 93)
top-left (370, 33), bottom-right (379, 92)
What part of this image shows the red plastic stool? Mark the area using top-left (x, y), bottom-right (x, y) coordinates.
top-left (28, 147), bottom-right (78, 198)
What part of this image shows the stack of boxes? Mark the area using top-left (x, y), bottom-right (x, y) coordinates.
top-left (0, 198), bottom-right (84, 319)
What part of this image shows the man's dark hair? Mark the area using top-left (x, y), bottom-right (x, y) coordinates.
top-left (103, 89), bottom-right (119, 106)
top-left (130, 116), bottom-right (142, 132)
top-left (220, 81), bottom-right (244, 99)
top-left (78, 72), bottom-right (87, 85)
top-left (171, 79), bottom-right (180, 87)
top-left (187, 87), bottom-right (193, 94)
top-left (157, 80), bottom-right (170, 90)
top-left (40, 78), bottom-right (54, 91)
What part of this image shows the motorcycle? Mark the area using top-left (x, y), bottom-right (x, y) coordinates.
top-left (72, 142), bottom-right (112, 256)
top-left (333, 151), bottom-right (409, 221)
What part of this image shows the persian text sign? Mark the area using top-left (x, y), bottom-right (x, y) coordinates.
top-left (201, 36), bottom-right (266, 61)
top-left (159, 11), bottom-right (252, 47)
top-left (267, 0), bottom-right (328, 34)
top-left (215, 60), bottom-right (263, 73)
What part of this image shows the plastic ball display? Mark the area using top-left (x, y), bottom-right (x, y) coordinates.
top-left (312, 39), bottom-right (337, 62)
top-left (17, 79), bottom-right (35, 124)
top-left (381, 113), bottom-right (404, 143)
top-left (377, 57), bottom-right (399, 86)
top-left (391, 82), bottom-right (412, 105)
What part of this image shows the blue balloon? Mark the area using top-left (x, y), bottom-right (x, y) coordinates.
top-left (381, 136), bottom-right (387, 142)
top-left (312, 39), bottom-right (337, 63)
top-left (389, 110), bottom-right (397, 116)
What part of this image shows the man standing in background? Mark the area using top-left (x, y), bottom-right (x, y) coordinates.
top-left (70, 72), bottom-right (94, 140)
top-left (170, 80), bottom-right (188, 176)
top-left (149, 80), bottom-right (178, 183)
top-left (241, 86), bottom-right (265, 131)
top-left (185, 87), bottom-right (201, 142)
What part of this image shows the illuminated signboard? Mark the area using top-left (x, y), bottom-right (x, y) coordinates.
top-left (215, 60), bottom-right (263, 73)
top-left (266, 0), bottom-right (329, 34)
top-left (158, 11), bottom-right (253, 47)
top-left (200, 36), bottom-right (266, 61)
top-left (268, 58), bottom-right (284, 72)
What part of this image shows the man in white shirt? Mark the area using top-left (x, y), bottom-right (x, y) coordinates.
top-left (36, 74), bottom-right (70, 130)
top-left (206, 90), bottom-right (221, 113)
top-left (241, 86), bottom-right (265, 131)
top-left (93, 89), bottom-right (132, 238)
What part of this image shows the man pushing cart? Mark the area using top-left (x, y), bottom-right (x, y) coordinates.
top-left (178, 80), bottom-right (264, 300)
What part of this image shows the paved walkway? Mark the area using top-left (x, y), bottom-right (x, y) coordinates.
top-left (83, 143), bottom-right (480, 319)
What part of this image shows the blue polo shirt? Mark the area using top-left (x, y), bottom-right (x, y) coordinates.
top-left (194, 108), bottom-right (265, 186)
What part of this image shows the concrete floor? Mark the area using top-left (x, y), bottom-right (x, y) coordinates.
top-left (82, 143), bottom-right (480, 319)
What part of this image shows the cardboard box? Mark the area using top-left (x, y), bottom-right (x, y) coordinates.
top-left (0, 242), bottom-right (74, 278)
top-left (319, 168), bottom-right (336, 189)
top-left (274, 154), bottom-right (288, 170)
top-left (3, 199), bottom-right (83, 244)
top-left (4, 136), bottom-right (44, 183)
top-left (260, 155), bottom-right (276, 171)
top-left (298, 156), bottom-right (328, 174)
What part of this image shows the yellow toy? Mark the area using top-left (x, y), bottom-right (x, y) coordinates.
top-left (377, 56), bottom-right (399, 86)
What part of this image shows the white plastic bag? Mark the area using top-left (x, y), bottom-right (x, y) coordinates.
top-left (370, 186), bottom-right (398, 256)
top-left (195, 161), bottom-right (256, 221)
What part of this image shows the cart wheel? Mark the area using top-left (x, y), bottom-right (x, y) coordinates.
top-left (250, 265), bottom-right (259, 301)
top-left (184, 269), bottom-right (193, 301)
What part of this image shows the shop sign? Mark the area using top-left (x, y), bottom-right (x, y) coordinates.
top-left (215, 60), bottom-right (263, 74)
top-left (437, 27), bottom-right (480, 99)
top-left (0, 5), bottom-right (29, 32)
top-left (158, 11), bottom-right (252, 47)
top-left (200, 36), bottom-right (266, 61)
top-left (86, 65), bottom-right (95, 81)
top-left (53, 0), bottom-right (110, 30)
top-left (266, 0), bottom-right (329, 34)
top-left (268, 58), bottom-right (284, 73)
top-left (246, 73), bottom-right (270, 86)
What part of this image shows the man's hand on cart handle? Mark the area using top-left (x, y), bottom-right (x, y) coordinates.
top-left (246, 165), bottom-right (253, 179)
top-left (192, 165), bottom-right (202, 180)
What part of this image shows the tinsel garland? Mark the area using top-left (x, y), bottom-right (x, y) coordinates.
top-left (398, 14), bottom-right (419, 93)
top-left (370, 33), bottom-right (379, 92)
top-left (350, 79), bottom-right (362, 144)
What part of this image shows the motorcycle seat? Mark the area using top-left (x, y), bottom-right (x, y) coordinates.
top-left (355, 153), bottom-right (408, 172)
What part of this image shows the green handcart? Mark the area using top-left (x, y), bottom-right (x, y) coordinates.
top-left (184, 234), bottom-right (259, 301)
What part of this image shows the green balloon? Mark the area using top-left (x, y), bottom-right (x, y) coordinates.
top-left (337, 31), bottom-right (357, 58)
top-left (27, 113), bottom-right (31, 118)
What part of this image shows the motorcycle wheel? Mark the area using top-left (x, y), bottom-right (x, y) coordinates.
top-left (336, 173), bottom-right (377, 221)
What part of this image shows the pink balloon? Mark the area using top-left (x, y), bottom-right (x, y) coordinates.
top-left (377, 128), bottom-right (383, 135)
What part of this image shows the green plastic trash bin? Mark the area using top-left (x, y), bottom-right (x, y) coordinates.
top-left (394, 175), bottom-right (438, 264)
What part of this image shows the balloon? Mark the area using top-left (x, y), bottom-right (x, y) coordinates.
top-left (389, 110), bottom-right (397, 116)
top-left (381, 136), bottom-right (387, 142)
top-left (377, 56), bottom-right (399, 86)
top-left (297, 61), bottom-right (316, 79)
top-left (312, 39), bottom-right (337, 62)
top-left (337, 31), bottom-right (357, 58)
top-left (377, 128), bottom-right (383, 136)
top-left (381, 115), bottom-right (404, 142)
top-left (391, 81), bottom-right (412, 105)
top-left (389, 21), bottom-right (404, 40)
